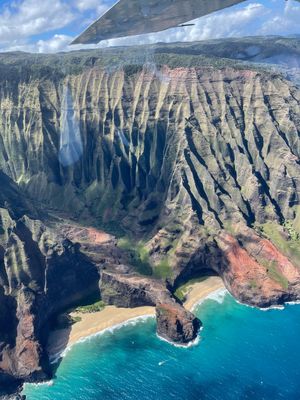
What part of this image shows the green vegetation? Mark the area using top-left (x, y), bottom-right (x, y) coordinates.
top-left (261, 259), bottom-right (289, 290)
top-left (2, 36), bottom-right (292, 83)
top-left (101, 287), bottom-right (119, 298)
top-left (153, 258), bottom-right (172, 280)
top-left (123, 64), bottom-right (143, 75)
top-left (75, 300), bottom-right (106, 314)
top-left (223, 221), bottom-right (237, 236)
top-left (174, 276), bottom-right (209, 302)
top-left (166, 222), bottom-right (183, 235)
top-left (292, 206), bottom-right (300, 234)
top-left (100, 221), bottom-right (126, 238)
top-left (118, 238), bottom-right (174, 279)
top-left (256, 221), bottom-right (300, 267)
top-left (283, 220), bottom-right (300, 241)
top-left (249, 279), bottom-right (258, 290)
top-left (118, 238), bottom-right (153, 276)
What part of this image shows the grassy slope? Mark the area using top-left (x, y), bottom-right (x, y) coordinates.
top-left (118, 238), bottom-right (173, 279)
top-left (256, 221), bottom-right (300, 269)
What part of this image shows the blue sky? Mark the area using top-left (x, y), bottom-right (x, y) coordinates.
top-left (0, 0), bottom-right (299, 53)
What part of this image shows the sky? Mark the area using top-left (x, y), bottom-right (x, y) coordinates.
top-left (0, 0), bottom-right (299, 53)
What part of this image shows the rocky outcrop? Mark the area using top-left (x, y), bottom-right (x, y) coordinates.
top-left (100, 270), bottom-right (201, 343)
top-left (0, 372), bottom-right (23, 399)
top-left (100, 271), bottom-right (158, 308)
top-left (0, 195), bottom-right (101, 389)
top-left (156, 303), bottom-right (201, 345)
top-left (216, 225), bottom-right (300, 307)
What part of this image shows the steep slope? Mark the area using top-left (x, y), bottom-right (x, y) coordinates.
top-left (0, 37), bottom-right (300, 392)
top-left (1, 61), bottom-right (300, 229)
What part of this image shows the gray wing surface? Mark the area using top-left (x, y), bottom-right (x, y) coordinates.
top-left (72, 0), bottom-right (247, 45)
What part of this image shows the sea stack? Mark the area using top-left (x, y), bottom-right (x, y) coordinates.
top-left (156, 303), bottom-right (201, 344)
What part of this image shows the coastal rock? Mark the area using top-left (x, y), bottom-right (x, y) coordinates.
top-left (0, 191), bottom-right (101, 388)
top-left (0, 372), bottom-right (23, 399)
top-left (156, 303), bottom-right (201, 344)
top-left (100, 270), bottom-right (202, 343)
top-left (100, 271), bottom-right (158, 308)
top-left (216, 227), bottom-right (300, 308)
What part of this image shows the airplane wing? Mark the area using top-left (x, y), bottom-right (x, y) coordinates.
top-left (71, 0), bottom-right (247, 45)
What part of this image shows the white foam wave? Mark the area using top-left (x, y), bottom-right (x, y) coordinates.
top-left (23, 380), bottom-right (54, 389)
top-left (285, 300), bottom-right (300, 306)
top-left (57, 314), bottom-right (155, 359)
top-left (191, 288), bottom-right (228, 312)
top-left (156, 327), bottom-right (203, 349)
top-left (232, 295), bottom-right (298, 312)
top-left (259, 305), bottom-right (285, 311)
top-left (205, 288), bottom-right (228, 304)
top-left (261, 300), bottom-right (300, 311)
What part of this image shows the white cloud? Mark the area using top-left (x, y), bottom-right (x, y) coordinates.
top-left (0, 0), bottom-right (75, 47)
top-left (177, 3), bottom-right (267, 41)
top-left (36, 34), bottom-right (73, 53)
top-left (6, 34), bottom-right (73, 53)
top-left (260, 0), bottom-right (300, 35)
top-left (4, 33), bottom-right (105, 53)
top-left (76, 0), bottom-right (109, 14)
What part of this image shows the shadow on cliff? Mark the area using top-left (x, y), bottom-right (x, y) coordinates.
top-left (0, 372), bottom-right (23, 398)
top-left (45, 289), bottom-right (102, 379)
top-left (45, 322), bottom-right (72, 378)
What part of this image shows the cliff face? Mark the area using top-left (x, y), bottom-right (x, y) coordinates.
top-left (1, 63), bottom-right (300, 230)
top-left (0, 38), bottom-right (300, 391)
top-left (0, 176), bottom-right (101, 392)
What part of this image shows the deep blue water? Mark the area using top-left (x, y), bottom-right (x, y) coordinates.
top-left (23, 291), bottom-right (300, 400)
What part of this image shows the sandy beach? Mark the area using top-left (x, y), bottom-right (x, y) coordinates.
top-left (183, 276), bottom-right (225, 311)
top-left (47, 276), bottom-right (224, 358)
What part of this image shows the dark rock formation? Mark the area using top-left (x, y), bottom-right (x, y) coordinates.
top-left (100, 271), bottom-right (158, 308)
top-left (0, 189), bottom-right (101, 390)
top-left (100, 270), bottom-right (201, 343)
top-left (156, 303), bottom-right (201, 345)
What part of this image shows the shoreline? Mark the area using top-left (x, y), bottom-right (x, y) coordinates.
top-left (47, 276), bottom-right (225, 359)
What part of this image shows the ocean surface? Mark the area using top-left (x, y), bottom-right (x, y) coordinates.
top-left (23, 291), bottom-right (300, 400)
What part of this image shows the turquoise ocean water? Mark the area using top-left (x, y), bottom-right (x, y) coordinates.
top-left (23, 291), bottom-right (300, 400)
